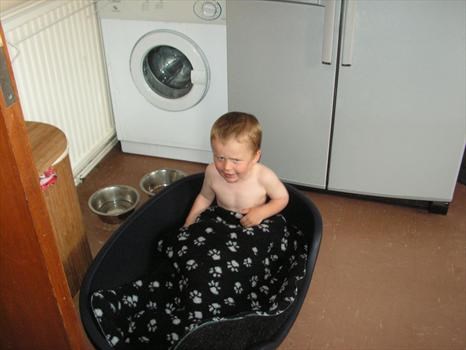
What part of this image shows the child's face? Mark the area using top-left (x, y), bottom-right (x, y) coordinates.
top-left (211, 137), bottom-right (260, 183)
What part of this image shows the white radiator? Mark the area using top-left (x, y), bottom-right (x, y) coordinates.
top-left (1, 0), bottom-right (116, 181)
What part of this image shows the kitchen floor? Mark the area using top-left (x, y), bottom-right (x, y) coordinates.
top-left (77, 144), bottom-right (466, 350)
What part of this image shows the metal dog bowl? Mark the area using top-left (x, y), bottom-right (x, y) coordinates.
top-left (140, 169), bottom-right (187, 196)
top-left (88, 185), bottom-right (140, 224)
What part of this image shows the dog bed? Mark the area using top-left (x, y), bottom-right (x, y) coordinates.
top-left (79, 173), bottom-right (322, 349)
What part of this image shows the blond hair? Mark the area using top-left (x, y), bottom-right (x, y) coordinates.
top-left (210, 112), bottom-right (262, 153)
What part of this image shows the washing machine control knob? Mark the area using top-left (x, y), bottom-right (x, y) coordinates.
top-left (194, 1), bottom-right (222, 20)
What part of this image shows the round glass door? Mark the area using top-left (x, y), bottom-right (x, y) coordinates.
top-left (130, 30), bottom-right (210, 111)
top-left (143, 46), bottom-right (193, 99)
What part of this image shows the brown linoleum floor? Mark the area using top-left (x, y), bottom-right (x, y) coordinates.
top-left (77, 144), bottom-right (466, 350)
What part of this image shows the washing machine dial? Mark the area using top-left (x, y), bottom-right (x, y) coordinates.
top-left (194, 1), bottom-right (222, 20)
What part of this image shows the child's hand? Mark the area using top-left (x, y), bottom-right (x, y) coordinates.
top-left (183, 218), bottom-right (194, 228)
top-left (239, 207), bottom-right (265, 227)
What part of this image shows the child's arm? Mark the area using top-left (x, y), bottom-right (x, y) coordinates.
top-left (240, 167), bottom-right (289, 227)
top-left (184, 193), bottom-right (214, 227)
top-left (183, 166), bottom-right (216, 227)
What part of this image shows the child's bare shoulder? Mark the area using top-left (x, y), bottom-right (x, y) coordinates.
top-left (256, 163), bottom-right (280, 181)
top-left (205, 163), bottom-right (217, 174)
top-left (205, 163), bottom-right (221, 183)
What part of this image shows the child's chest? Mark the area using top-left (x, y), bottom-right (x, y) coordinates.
top-left (213, 178), bottom-right (267, 211)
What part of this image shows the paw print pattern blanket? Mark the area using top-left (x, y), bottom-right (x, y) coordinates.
top-left (90, 206), bottom-right (308, 349)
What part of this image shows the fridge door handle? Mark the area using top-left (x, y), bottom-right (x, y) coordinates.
top-left (341, 0), bottom-right (357, 66)
top-left (321, 0), bottom-right (336, 64)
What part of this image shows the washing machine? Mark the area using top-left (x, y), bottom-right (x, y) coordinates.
top-left (98, 0), bottom-right (227, 163)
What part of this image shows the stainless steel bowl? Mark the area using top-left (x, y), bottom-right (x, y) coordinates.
top-left (88, 185), bottom-right (140, 224)
top-left (139, 169), bottom-right (187, 196)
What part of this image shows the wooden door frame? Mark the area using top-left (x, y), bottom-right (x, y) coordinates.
top-left (0, 24), bottom-right (89, 349)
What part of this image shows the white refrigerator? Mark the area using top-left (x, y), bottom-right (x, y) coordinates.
top-left (226, 0), bottom-right (465, 211)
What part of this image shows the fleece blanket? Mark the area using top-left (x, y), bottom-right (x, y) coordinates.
top-left (90, 206), bottom-right (308, 350)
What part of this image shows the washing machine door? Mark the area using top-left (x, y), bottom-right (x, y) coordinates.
top-left (130, 29), bottom-right (210, 111)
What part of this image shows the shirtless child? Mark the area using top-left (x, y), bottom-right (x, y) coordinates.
top-left (184, 112), bottom-right (289, 228)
